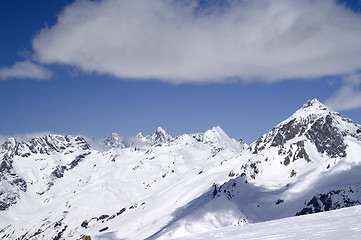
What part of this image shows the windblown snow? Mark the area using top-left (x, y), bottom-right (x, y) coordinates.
top-left (0, 99), bottom-right (360, 240)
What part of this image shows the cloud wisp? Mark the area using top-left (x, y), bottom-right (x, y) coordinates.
top-left (0, 60), bottom-right (52, 80)
top-left (326, 74), bottom-right (361, 111)
top-left (31, 0), bottom-right (361, 83)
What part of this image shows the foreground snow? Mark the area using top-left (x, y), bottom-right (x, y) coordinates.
top-left (172, 205), bottom-right (361, 240)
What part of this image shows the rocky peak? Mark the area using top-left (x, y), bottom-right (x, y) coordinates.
top-left (1, 134), bottom-right (91, 158)
top-left (301, 98), bottom-right (326, 110)
top-left (1, 138), bottom-right (17, 152)
top-left (136, 127), bottom-right (172, 146)
top-left (102, 133), bottom-right (125, 149)
top-left (203, 126), bottom-right (229, 144)
top-left (148, 126), bottom-right (172, 146)
top-left (292, 98), bottom-right (330, 119)
top-left (28, 134), bottom-right (91, 154)
top-left (250, 99), bottom-right (355, 158)
top-left (194, 126), bottom-right (246, 154)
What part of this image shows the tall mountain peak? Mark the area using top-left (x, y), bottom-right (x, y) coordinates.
top-left (291, 98), bottom-right (330, 120)
top-left (149, 126), bottom-right (172, 145)
top-left (135, 127), bottom-right (172, 146)
top-left (1, 137), bottom-right (17, 152)
top-left (202, 126), bottom-right (246, 153)
top-left (301, 98), bottom-right (324, 108)
top-left (250, 99), bottom-right (359, 158)
top-left (102, 133), bottom-right (125, 149)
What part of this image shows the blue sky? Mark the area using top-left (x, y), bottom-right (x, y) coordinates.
top-left (1, 0), bottom-right (361, 144)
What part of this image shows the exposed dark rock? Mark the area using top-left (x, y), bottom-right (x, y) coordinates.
top-left (305, 115), bottom-right (347, 158)
top-left (98, 214), bottom-right (109, 221)
top-left (211, 147), bottom-right (223, 157)
top-left (270, 120), bottom-right (303, 147)
top-left (290, 169), bottom-right (297, 178)
top-left (212, 185), bottom-right (218, 197)
top-left (74, 136), bottom-right (91, 150)
top-left (228, 171), bottom-right (235, 177)
top-left (129, 204), bottom-right (137, 209)
top-left (293, 141), bottom-right (310, 162)
top-left (28, 228), bottom-right (43, 239)
top-left (99, 227), bottom-right (108, 232)
top-left (0, 157), bottom-right (27, 211)
top-left (51, 166), bottom-right (67, 179)
top-left (54, 221), bottom-right (62, 229)
top-left (296, 187), bottom-right (361, 216)
top-left (53, 225), bottom-right (68, 240)
top-left (117, 208), bottom-right (126, 215)
top-left (68, 152), bottom-right (91, 170)
top-left (283, 157), bottom-right (290, 166)
top-left (81, 220), bottom-right (89, 228)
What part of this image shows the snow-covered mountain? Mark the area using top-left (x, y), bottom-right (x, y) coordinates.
top-left (101, 133), bottom-right (125, 149)
top-left (0, 135), bottom-right (91, 211)
top-left (0, 126), bottom-right (246, 239)
top-left (135, 126), bottom-right (172, 146)
top-left (0, 99), bottom-right (360, 240)
top-left (149, 99), bottom-right (361, 239)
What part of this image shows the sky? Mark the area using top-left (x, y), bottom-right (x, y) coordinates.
top-left (1, 0), bottom-right (361, 144)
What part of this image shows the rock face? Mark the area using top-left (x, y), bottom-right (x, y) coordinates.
top-left (101, 133), bottom-right (126, 149)
top-left (251, 99), bottom-right (350, 158)
top-left (136, 126), bottom-right (172, 146)
top-left (0, 134), bottom-right (91, 210)
top-left (0, 157), bottom-right (27, 211)
top-left (296, 186), bottom-right (361, 216)
top-left (244, 99), bottom-right (359, 181)
top-left (148, 127), bottom-right (172, 145)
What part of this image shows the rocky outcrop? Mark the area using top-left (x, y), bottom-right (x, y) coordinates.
top-left (296, 186), bottom-right (361, 216)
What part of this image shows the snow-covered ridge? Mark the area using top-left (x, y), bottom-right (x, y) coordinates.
top-left (136, 126), bottom-right (172, 146)
top-left (0, 126), bottom-right (246, 239)
top-left (1, 134), bottom-right (90, 157)
top-left (0, 134), bottom-right (93, 211)
top-left (0, 99), bottom-right (361, 240)
top-left (101, 133), bottom-right (125, 149)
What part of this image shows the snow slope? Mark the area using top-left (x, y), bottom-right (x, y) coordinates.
top-left (173, 204), bottom-right (361, 240)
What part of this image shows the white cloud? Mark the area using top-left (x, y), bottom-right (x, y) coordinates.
top-left (0, 60), bottom-right (52, 80)
top-left (326, 74), bottom-right (361, 111)
top-left (32, 0), bottom-right (361, 83)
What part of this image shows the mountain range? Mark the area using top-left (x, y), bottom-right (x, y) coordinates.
top-left (0, 99), bottom-right (360, 239)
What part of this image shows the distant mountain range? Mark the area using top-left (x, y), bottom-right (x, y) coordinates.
top-left (1, 99), bottom-right (360, 239)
